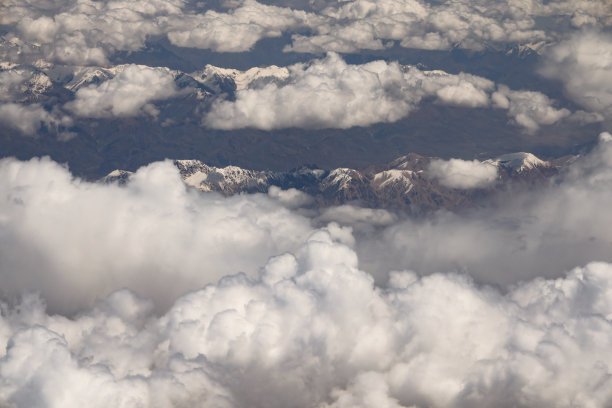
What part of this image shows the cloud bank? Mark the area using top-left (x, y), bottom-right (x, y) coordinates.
top-left (286, 0), bottom-right (612, 54)
top-left (357, 133), bottom-right (612, 286)
top-left (2, 239), bottom-right (612, 407)
top-left (0, 157), bottom-right (313, 313)
top-left (2, 0), bottom-right (611, 67)
top-left (166, 0), bottom-right (322, 52)
top-left (205, 53), bottom-right (570, 131)
top-left (4, 134), bottom-right (612, 314)
top-left (1, 0), bottom-right (319, 65)
top-left (2, 133), bottom-right (612, 406)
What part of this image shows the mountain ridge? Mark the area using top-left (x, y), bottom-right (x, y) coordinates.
top-left (104, 151), bottom-right (571, 212)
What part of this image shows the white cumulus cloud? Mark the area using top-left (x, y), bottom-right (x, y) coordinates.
top-left (65, 65), bottom-right (182, 118)
top-left (285, 0), bottom-right (612, 54)
top-left (166, 0), bottom-right (322, 52)
top-left (0, 157), bottom-right (314, 313)
top-left (2, 135), bottom-right (612, 407)
top-left (540, 31), bottom-right (612, 121)
top-left (205, 53), bottom-right (570, 131)
top-left (2, 237), bottom-right (612, 407)
top-left (492, 85), bottom-right (571, 133)
top-left (426, 158), bottom-right (498, 189)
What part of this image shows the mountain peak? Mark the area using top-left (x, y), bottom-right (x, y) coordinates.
top-left (492, 152), bottom-right (548, 172)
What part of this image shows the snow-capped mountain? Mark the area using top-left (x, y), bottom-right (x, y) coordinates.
top-left (489, 152), bottom-right (548, 172)
top-left (0, 60), bottom-right (294, 110)
top-left (104, 151), bottom-right (564, 212)
top-left (191, 65), bottom-right (289, 92)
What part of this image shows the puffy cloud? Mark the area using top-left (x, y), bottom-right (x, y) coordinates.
top-left (2, 236), bottom-right (612, 407)
top-left (492, 85), bottom-right (571, 133)
top-left (166, 0), bottom-right (322, 52)
top-left (3, 134), bottom-right (612, 313)
top-left (2, 135), bottom-right (612, 406)
top-left (3, 0), bottom-right (176, 65)
top-left (65, 65), bottom-right (182, 118)
top-left (0, 157), bottom-right (313, 313)
top-left (357, 133), bottom-right (612, 286)
top-left (0, 102), bottom-right (72, 137)
top-left (434, 81), bottom-right (490, 108)
top-left (285, 0), bottom-right (573, 54)
top-left (206, 54), bottom-right (422, 129)
top-left (540, 31), bottom-right (612, 120)
top-left (3, 0), bottom-right (611, 68)
top-left (2, 0), bottom-right (612, 67)
top-left (267, 185), bottom-right (314, 209)
top-left (426, 158), bottom-right (498, 189)
top-left (1, 0), bottom-right (319, 65)
top-left (205, 53), bottom-right (571, 131)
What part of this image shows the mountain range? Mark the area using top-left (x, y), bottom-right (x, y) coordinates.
top-left (1, 48), bottom-right (600, 180)
top-left (104, 150), bottom-right (573, 213)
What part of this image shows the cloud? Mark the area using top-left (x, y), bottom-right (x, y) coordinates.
top-left (284, 0), bottom-right (564, 54)
top-left (65, 65), bottom-right (182, 118)
top-left (205, 53), bottom-right (570, 131)
top-left (426, 158), bottom-right (498, 189)
top-left (540, 31), bottom-right (612, 121)
top-left (492, 85), bottom-right (571, 133)
top-left (0, 70), bottom-right (34, 101)
top-left (2, 236), bottom-right (612, 407)
top-left (3, 134), bottom-right (612, 313)
top-left (1, 0), bottom-right (320, 65)
top-left (2, 0), bottom-right (186, 65)
top-left (205, 53), bottom-right (422, 129)
top-left (2, 0), bottom-right (612, 68)
top-left (0, 157), bottom-right (313, 313)
top-left (166, 0), bottom-right (322, 52)
top-left (267, 185), bottom-right (314, 209)
top-left (0, 102), bottom-right (72, 137)
top-left (2, 136), bottom-right (612, 406)
top-left (356, 133), bottom-right (612, 287)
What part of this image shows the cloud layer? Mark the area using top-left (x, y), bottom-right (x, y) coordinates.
top-left (205, 53), bottom-right (569, 131)
top-left (2, 133), bottom-right (612, 406)
top-left (2, 237), bottom-right (612, 407)
top-left (357, 133), bottom-right (612, 286)
top-left (4, 134), bottom-right (612, 314)
top-left (2, 0), bottom-right (611, 67)
top-left (287, 0), bottom-right (612, 54)
top-left (0, 157), bottom-right (313, 312)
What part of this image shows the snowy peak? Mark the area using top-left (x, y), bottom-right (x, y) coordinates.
top-left (505, 41), bottom-right (550, 57)
top-left (321, 168), bottom-right (365, 191)
top-left (175, 160), bottom-right (272, 194)
top-left (491, 152), bottom-right (548, 172)
top-left (192, 64), bottom-right (289, 91)
top-left (372, 169), bottom-right (415, 193)
top-left (102, 169), bottom-right (133, 184)
top-left (23, 72), bottom-right (52, 96)
top-left (0, 65), bottom-right (52, 101)
top-left (64, 66), bottom-right (120, 91)
top-left (388, 153), bottom-right (430, 170)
